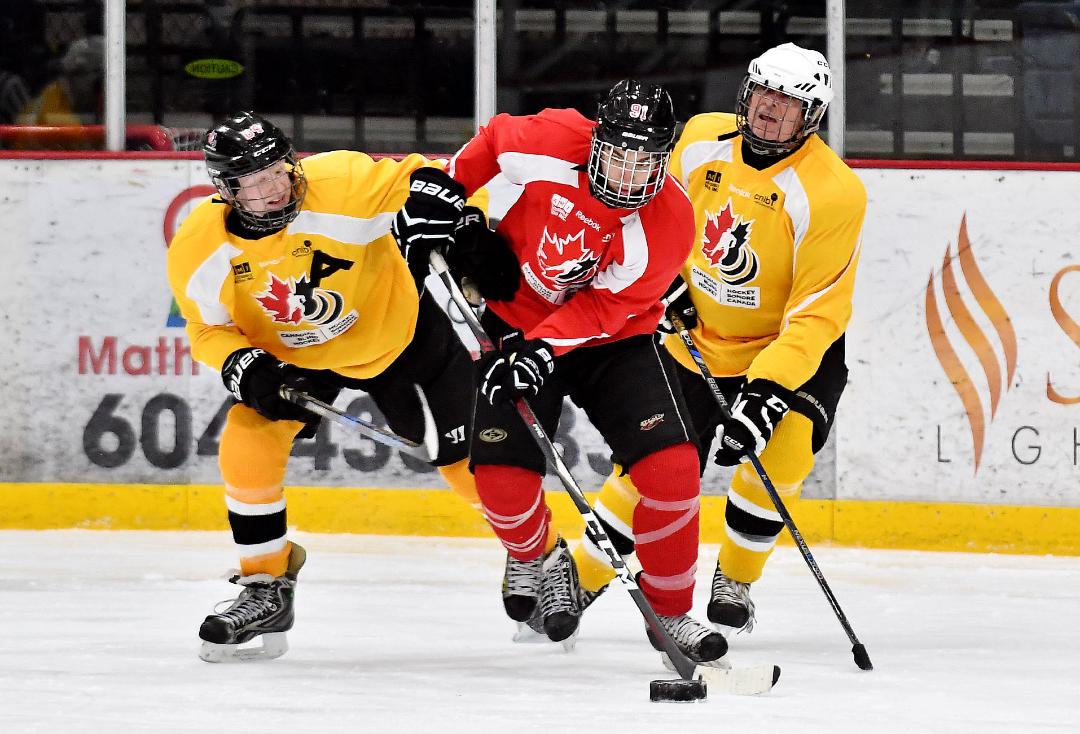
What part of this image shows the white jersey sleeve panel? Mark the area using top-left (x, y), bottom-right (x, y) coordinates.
top-left (678, 139), bottom-right (735, 188)
top-left (286, 210), bottom-right (395, 247)
top-left (485, 173), bottom-right (526, 223)
top-left (773, 167), bottom-right (811, 270)
top-left (593, 213), bottom-right (649, 294)
top-left (186, 242), bottom-right (242, 326)
top-left (495, 151), bottom-right (581, 187)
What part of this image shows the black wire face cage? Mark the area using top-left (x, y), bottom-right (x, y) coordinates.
top-left (735, 77), bottom-right (827, 156)
top-left (212, 154), bottom-right (307, 233)
top-left (587, 138), bottom-right (671, 209)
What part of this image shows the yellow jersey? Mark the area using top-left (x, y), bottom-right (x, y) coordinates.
top-left (664, 113), bottom-right (866, 391)
top-left (167, 150), bottom-right (436, 379)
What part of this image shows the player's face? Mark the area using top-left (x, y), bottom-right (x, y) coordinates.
top-left (746, 86), bottom-right (805, 144)
top-left (234, 161), bottom-right (293, 213)
top-left (597, 146), bottom-right (660, 197)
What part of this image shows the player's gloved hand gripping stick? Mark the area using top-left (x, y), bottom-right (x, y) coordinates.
top-left (667, 310), bottom-right (873, 672)
top-left (431, 250), bottom-right (779, 699)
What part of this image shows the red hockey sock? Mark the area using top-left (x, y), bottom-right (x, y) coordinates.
top-left (473, 464), bottom-right (551, 561)
top-left (628, 443), bottom-right (701, 616)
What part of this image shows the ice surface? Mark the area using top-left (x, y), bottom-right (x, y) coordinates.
top-left (1, 530), bottom-right (1077, 733)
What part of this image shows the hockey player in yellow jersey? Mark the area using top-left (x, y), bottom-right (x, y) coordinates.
top-left (558, 43), bottom-right (866, 641)
top-left (167, 112), bottom-right (488, 662)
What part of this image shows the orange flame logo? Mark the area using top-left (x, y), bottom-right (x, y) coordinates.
top-left (924, 214), bottom-right (1017, 472)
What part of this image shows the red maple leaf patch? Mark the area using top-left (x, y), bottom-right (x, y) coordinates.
top-left (538, 228), bottom-right (600, 287)
top-left (701, 201), bottom-right (751, 270)
top-left (256, 274), bottom-right (303, 324)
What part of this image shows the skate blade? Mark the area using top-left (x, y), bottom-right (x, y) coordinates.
top-left (198, 632), bottom-right (289, 663)
top-left (512, 623), bottom-right (578, 652)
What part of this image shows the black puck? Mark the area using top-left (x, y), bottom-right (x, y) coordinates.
top-left (650, 678), bottom-right (707, 702)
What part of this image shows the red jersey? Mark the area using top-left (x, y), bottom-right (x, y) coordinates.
top-left (448, 108), bottom-right (695, 355)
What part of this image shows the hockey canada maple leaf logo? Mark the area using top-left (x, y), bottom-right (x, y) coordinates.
top-left (255, 273), bottom-right (345, 326)
top-left (701, 200), bottom-right (758, 286)
top-left (537, 227), bottom-right (601, 289)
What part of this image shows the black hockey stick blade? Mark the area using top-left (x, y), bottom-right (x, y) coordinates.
top-left (853, 643), bottom-right (873, 671)
top-left (280, 386), bottom-right (437, 461)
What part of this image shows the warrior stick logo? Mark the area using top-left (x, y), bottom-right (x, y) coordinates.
top-left (701, 200), bottom-right (758, 286)
top-left (924, 214), bottom-right (1017, 473)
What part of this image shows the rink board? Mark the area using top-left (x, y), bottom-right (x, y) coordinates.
top-left (0, 159), bottom-right (1077, 552)
top-left (2, 482), bottom-right (1078, 555)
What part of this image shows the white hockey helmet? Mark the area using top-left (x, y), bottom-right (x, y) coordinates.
top-left (736, 43), bottom-right (834, 155)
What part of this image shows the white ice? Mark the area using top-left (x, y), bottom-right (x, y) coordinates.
top-left (1, 530), bottom-right (1076, 733)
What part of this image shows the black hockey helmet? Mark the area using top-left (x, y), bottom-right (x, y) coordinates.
top-left (203, 111), bottom-right (307, 232)
top-left (587, 80), bottom-right (677, 209)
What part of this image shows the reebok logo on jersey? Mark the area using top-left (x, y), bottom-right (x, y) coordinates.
top-left (550, 194), bottom-right (574, 221)
top-left (701, 199), bottom-right (758, 287)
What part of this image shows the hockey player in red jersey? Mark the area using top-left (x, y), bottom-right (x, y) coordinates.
top-left (393, 80), bottom-right (728, 667)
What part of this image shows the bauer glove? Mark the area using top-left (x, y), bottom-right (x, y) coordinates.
top-left (391, 167), bottom-right (467, 293)
top-left (221, 347), bottom-right (335, 436)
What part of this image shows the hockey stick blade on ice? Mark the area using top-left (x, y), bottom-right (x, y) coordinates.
top-left (431, 250), bottom-right (779, 697)
top-left (281, 385), bottom-right (439, 462)
top-left (669, 312), bottom-right (873, 672)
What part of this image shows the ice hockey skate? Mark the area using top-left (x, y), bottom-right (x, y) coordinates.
top-left (513, 539), bottom-right (601, 649)
top-left (648, 612), bottom-right (731, 671)
top-left (198, 543), bottom-right (306, 663)
top-left (501, 550), bottom-right (543, 622)
top-left (707, 563), bottom-right (756, 636)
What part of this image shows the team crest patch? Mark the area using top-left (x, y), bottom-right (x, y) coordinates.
top-left (639, 413), bottom-right (665, 431)
top-left (521, 227), bottom-right (601, 304)
top-left (702, 199), bottom-right (758, 286)
top-left (254, 272), bottom-right (358, 348)
top-left (479, 427), bottom-right (508, 443)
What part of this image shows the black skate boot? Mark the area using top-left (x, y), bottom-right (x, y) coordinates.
top-left (501, 551), bottom-right (543, 622)
top-left (647, 612), bottom-right (730, 670)
top-left (198, 543), bottom-right (306, 663)
top-left (537, 537), bottom-right (582, 643)
top-left (706, 563), bottom-right (756, 636)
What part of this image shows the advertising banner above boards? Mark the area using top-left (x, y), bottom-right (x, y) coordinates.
top-left (845, 168), bottom-right (1080, 508)
top-left (0, 160), bottom-right (1074, 508)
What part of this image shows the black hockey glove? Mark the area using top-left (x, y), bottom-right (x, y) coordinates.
top-left (446, 206), bottom-right (520, 302)
top-left (222, 347), bottom-right (321, 426)
top-left (477, 332), bottom-right (555, 407)
top-left (391, 167), bottom-right (467, 292)
top-left (713, 379), bottom-right (791, 466)
top-left (657, 276), bottom-right (697, 333)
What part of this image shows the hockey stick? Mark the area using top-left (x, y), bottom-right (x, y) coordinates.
top-left (430, 251), bottom-right (778, 696)
top-left (668, 312), bottom-right (873, 671)
top-left (280, 385), bottom-right (439, 462)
